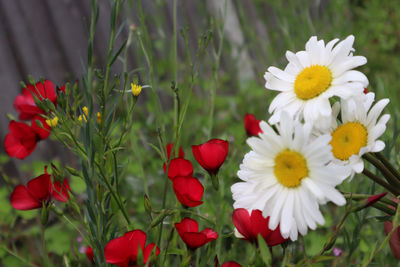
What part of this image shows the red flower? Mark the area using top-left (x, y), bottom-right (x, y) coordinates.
top-left (384, 221), bottom-right (400, 259)
top-left (192, 139), bottom-right (229, 175)
top-left (166, 158), bottom-right (193, 180)
top-left (364, 88), bottom-right (369, 94)
top-left (172, 176), bottom-right (204, 207)
top-left (221, 261), bottom-right (242, 267)
top-left (58, 85), bottom-right (66, 94)
top-left (31, 115), bottom-right (51, 140)
top-left (244, 114), bottom-right (263, 137)
top-left (4, 121), bottom-right (38, 159)
top-left (10, 167), bottom-right (70, 210)
top-left (163, 143), bottom-right (185, 173)
top-left (85, 246), bottom-right (94, 262)
top-left (175, 218), bottom-right (218, 250)
top-left (105, 230), bottom-right (160, 267)
top-left (232, 208), bottom-right (287, 246)
top-left (166, 143), bottom-right (184, 159)
top-left (14, 80), bottom-right (57, 120)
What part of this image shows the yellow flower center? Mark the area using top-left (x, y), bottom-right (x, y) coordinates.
top-left (131, 83), bottom-right (142, 96)
top-left (330, 122), bottom-right (368, 160)
top-left (274, 150), bottom-right (309, 188)
top-left (294, 65), bottom-right (332, 100)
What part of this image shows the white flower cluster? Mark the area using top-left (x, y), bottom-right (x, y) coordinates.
top-left (232, 36), bottom-right (390, 241)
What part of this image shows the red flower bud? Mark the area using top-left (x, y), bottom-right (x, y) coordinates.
top-left (222, 261), bottom-right (242, 267)
top-left (104, 230), bottom-right (160, 267)
top-left (85, 246), bottom-right (94, 262)
top-left (14, 80), bottom-right (57, 120)
top-left (232, 208), bottom-right (287, 246)
top-left (363, 88), bottom-right (368, 94)
top-left (192, 139), bottom-right (229, 176)
top-left (384, 221), bottom-right (400, 259)
top-left (166, 143), bottom-right (184, 160)
top-left (10, 166), bottom-right (70, 210)
top-left (172, 176), bottom-right (204, 207)
top-left (4, 121), bottom-right (38, 159)
top-left (175, 218), bottom-right (218, 250)
top-left (244, 114), bottom-right (263, 137)
top-left (366, 192), bottom-right (387, 207)
top-left (165, 158), bottom-right (193, 180)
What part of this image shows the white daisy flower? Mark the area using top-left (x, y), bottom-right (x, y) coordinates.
top-left (231, 112), bottom-right (350, 241)
top-left (265, 35), bottom-right (368, 124)
top-left (321, 92), bottom-right (390, 177)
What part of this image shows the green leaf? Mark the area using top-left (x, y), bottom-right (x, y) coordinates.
top-left (257, 234), bottom-right (271, 266)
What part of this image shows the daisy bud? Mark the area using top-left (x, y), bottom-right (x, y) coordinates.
top-left (105, 230), bottom-right (160, 267)
top-left (244, 113), bottom-right (263, 137)
top-left (175, 218), bottom-right (218, 250)
top-left (131, 83), bottom-right (142, 96)
top-left (192, 139), bottom-right (229, 190)
top-left (172, 176), bottom-right (204, 207)
top-left (232, 208), bottom-right (287, 246)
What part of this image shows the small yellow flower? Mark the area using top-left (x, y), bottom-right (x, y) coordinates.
top-left (131, 83), bottom-right (142, 96)
top-left (46, 117), bottom-right (59, 127)
top-left (78, 106), bottom-right (89, 123)
top-left (96, 112), bottom-right (102, 124)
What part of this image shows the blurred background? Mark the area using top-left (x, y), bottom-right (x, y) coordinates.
top-left (1, 0), bottom-right (400, 265)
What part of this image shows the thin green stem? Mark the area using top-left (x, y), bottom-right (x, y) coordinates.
top-left (362, 169), bottom-right (400, 195)
top-left (1, 245), bottom-right (36, 267)
top-left (364, 153), bottom-right (400, 191)
top-left (374, 152), bottom-right (400, 181)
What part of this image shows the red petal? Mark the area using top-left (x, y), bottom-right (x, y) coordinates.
top-left (175, 217), bottom-right (199, 235)
top-left (10, 185), bottom-right (42, 210)
top-left (201, 228), bottom-right (218, 242)
top-left (27, 173), bottom-right (52, 202)
top-left (265, 224), bottom-right (287, 246)
top-left (85, 246), bottom-right (94, 262)
top-left (232, 208), bottom-right (254, 242)
top-left (52, 179), bottom-right (71, 202)
top-left (166, 143), bottom-right (184, 160)
top-left (192, 139), bottom-right (228, 174)
top-left (250, 210), bottom-right (272, 242)
top-left (27, 80), bottom-right (57, 105)
top-left (14, 88), bottom-right (43, 120)
top-left (105, 234), bottom-right (132, 266)
top-left (172, 177), bottom-right (204, 207)
top-left (167, 158), bottom-right (193, 180)
top-left (31, 115), bottom-right (51, 140)
top-left (123, 230), bottom-right (147, 259)
top-left (385, 221), bottom-right (400, 259)
top-left (4, 121), bottom-right (37, 159)
top-left (181, 232), bottom-right (207, 249)
top-left (221, 261), bottom-right (242, 267)
top-left (142, 243), bottom-right (160, 264)
top-left (244, 114), bottom-right (263, 137)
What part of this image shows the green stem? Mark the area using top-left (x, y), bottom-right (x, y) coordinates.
top-left (362, 169), bottom-right (400, 195)
top-left (374, 152), bottom-right (400, 181)
top-left (364, 153), bottom-right (400, 192)
top-left (1, 245), bottom-right (36, 267)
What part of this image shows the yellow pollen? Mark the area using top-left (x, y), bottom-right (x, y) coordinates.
top-left (294, 65), bottom-right (332, 100)
top-left (330, 122), bottom-right (368, 160)
top-left (45, 117), bottom-right (59, 127)
top-left (274, 150), bottom-right (308, 188)
top-left (131, 83), bottom-right (142, 96)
